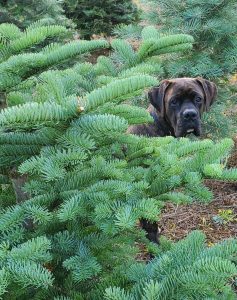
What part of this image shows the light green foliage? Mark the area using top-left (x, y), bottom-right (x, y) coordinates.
top-left (85, 75), bottom-right (158, 111)
top-left (96, 104), bottom-right (153, 125)
top-left (113, 24), bottom-right (143, 40)
top-left (0, 237), bottom-right (53, 293)
top-left (136, 34), bottom-right (194, 62)
top-left (105, 231), bottom-right (237, 299)
top-left (0, 69), bottom-right (236, 297)
top-left (213, 209), bottom-right (236, 225)
top-left (0, 39), bottom-right (109, 92)
top-left (144, 0), bottom-right (237, 78)
top-left (0, 100), bottom-right (79, 129)
top-left (0, 24), bottom-right (67, 61)
top-left (0, 22), bottom-right (109, 94)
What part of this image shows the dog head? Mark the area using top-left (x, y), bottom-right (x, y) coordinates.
top-left (148, 77), bottom-right (217, 137)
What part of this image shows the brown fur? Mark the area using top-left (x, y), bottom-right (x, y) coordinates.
top-left (127, 106), bottom-right (160, 136)
top-left (127, 77), bottom-right (217, 138)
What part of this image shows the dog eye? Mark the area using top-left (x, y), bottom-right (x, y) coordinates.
top-left (195, 97), bottom-right (202, 103)
top-left (171, 99), bottom-right (177, 105)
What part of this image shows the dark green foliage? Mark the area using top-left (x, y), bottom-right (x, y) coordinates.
top-left (0, 0), bottom-right (73, 28)
top-left (63, 0), bottom-right (139, 38)
top-left (201, 81), bottom-right (237, 140)
top-left (144, 0), bottom-right (237, 78)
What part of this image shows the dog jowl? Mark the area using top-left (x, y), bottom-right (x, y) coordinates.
top-left (149, 77), bottom-right (217, 137)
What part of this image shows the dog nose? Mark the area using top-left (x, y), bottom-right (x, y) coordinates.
top-left (183, 109), bottom-right (198, 120)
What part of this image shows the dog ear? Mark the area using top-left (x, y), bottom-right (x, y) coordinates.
top-left (195, 77), bottom-right (217, 111)
top-left (148, 80), bottom-right (171, 117)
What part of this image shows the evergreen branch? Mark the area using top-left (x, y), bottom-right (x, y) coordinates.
top-left (71, 114), bottom-right (129, 140)
top-left (9, 236), bottom-right (52, 263)
top-left (136, 34), bottom-right (194, 62)
top-left (0, 268), bottom-right (9, 299)
top-left (0, 144), bottom-right (41, 157)
top-left (0, 23), bottom-right (22, 42)
top-left (44, 40), bottom-right (109, 66)
top-left (0, 206), bottom-right (25, 233)
top-left (58, 160), bottom-right (126, 192)
top-left (7, 260), bottom-right (53, 288)
top-left (0, 99), bottom-right (80, 129)
top-left (111, 39), bottom-right (136, 67)
top-left (158, 192), bottom-right (193, 204)
top-left (199, 238), bottom-right (237, 260)
top-left (57, 194), bottom-right (84, 222)
top-left (95, 104), bottom-right (153, 125)
top-left (141, 26), bottom-right (160, 40)
top-left (23, 193), bottom-right (56, 207)
top-left (104, 287), bottom-right (133, 300)
top-left (174, 139), bottom-right (213, 157)
top-left (0, 127), bottom-right (60, 145)
top-left (85, 75), bottom-right (158, 111)
top-left (25, 205), bottom-right (53, 225)
top-left (204, 138), bottom-right (234, 164)
top-left (119, 63), bottom-right (163, 78)
top-left (63, 248), bottom-right (102, 283)
top-left (95, 56), bottom-right (118, 77)
top-left (0, 227), bottom-right (26, 246)
top-left (58, 130), bottom-right (96, 151)
top-left (0, 40), bottom-right (109, 91)
top-left (1, 25), bottom-right (67, 61)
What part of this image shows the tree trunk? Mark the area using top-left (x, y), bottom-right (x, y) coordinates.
top-left (10, 168), bottom-right (29, 204)
top-left (0, 92), bottom-right (7, 110)
top-left (9, 168), bottom-right (34, 229)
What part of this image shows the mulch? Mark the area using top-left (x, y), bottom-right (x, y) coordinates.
top-left (158, 180), bottom-right (237, 243)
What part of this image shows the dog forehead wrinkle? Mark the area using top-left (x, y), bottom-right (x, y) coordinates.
top-left (171, 84), bottom-right (203, 99)
top-left (172, 81), bottom-right (195, 90)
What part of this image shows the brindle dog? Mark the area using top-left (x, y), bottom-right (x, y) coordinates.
top-left (129, 77), bottom-right (217, 243)
top-left (128, 77), bottom-right (217, 138)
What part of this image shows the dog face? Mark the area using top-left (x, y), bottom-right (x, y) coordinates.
top-left (148, 77), bottom-right (217, 137)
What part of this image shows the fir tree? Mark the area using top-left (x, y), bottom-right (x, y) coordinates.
top-left (63, 0), bottom-right (139, 39)
top-left (0, 22), bottom-right (109, 107)
top-left (0, 25), bottom-right (236, 299)
top-left (105, 231), bottom-right (237, 300)
top-left (113, 24), bottom-right (237, 140)
top-left (0, 0), bottom-right (73, 28)
top-left (144, 0), bottom-right (237, 78)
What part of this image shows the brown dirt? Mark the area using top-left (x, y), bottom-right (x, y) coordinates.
top-left (86, 47), bottom-right (111, 64)
top-left (158, 181), bottom-right (237, 243)
top-left (136, 242), bottom-right (154, 261)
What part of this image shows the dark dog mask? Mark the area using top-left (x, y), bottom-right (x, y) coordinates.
top-left (148, 77), bottom-right (217, 137)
